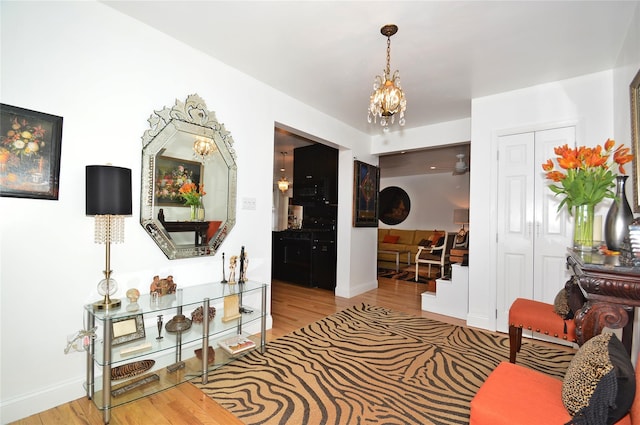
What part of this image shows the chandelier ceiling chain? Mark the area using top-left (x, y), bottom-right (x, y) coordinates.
top-left (367, 24), bottom-right (407, 131)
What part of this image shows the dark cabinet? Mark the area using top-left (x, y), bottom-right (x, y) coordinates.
top-left (272, 230), bottom-right (336, 290)
top-left (293, 144), bottom-right (338, 205)
top-left (272, 231), bottom-right (312, 286)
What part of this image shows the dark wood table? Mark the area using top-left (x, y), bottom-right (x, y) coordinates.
top-left (567, 249), bottom-right (640, 355)
top-left (160, 219), bottom-right (209, 245)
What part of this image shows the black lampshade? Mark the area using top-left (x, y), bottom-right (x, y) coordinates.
top-left (86, 165), bottom-right (132, 215)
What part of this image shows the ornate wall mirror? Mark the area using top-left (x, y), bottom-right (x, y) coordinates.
top-left (630, 69), bottom-right (640, 212)
top-left (140, 94), bottom-right (237, 259)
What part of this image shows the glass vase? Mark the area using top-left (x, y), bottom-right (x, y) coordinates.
top-left (574, 204), bottom-right (595, 252)
top-left (604, 175), bottom-right (634, 251)
top-left (190, 205), bottom-right (197, 221)
top-left (197, 202), bottom-right (205, 221)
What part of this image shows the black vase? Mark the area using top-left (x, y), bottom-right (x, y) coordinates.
top-left (604, 175), bottom-right (634, 250)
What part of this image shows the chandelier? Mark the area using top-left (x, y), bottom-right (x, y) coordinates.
top-left (367, 24), bottom-right (406, 131)
top-left (193, 136), bottom-right (216, 162)
top-left (277, 151), bottom-right (290, 194)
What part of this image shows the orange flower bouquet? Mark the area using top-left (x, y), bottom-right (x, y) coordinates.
top-left (178, 182), bottom-right (206, 206)
top-left (542, 138), bottom-right (633, 249)
top-left (179, 182), bottom-right (206, 221)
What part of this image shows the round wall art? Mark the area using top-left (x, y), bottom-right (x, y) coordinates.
top-left (379, 186), bottom-right (411, 225)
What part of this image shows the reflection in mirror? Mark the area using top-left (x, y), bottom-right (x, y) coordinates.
top-left (140, 94), bottom-right (237, 259)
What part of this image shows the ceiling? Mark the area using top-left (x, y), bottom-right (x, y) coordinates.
top-left (105, 1), bottom-right (637, 176)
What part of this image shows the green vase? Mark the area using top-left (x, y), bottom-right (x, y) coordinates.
top-left (190, 205), bottom-right (197, 221)
top-left (574, 204), bottom-right (595, 251)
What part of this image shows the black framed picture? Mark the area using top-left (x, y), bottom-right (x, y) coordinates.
top-left (379, 186), bottom-right (411, 225)
top-left (353, 160), bottom-right (380, 227)
top-left (0, 104), bottom-right (63, 200)
top-left (154, 155), bottom-right (203, 206)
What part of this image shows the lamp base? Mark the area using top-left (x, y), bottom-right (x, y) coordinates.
top-left (93, 297), bottom-right (121, 311)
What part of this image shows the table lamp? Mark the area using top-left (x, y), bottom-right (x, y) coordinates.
top-left (86, 165), bottom-right (132, 310)
top-left (453, 208), bottom-right (469, 236)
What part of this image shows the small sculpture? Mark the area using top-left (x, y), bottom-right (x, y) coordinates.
top-left (221, 252), bottom-right (228, 283)
top-left (126, 288), bottom-right (140, 303)
top-left (150, 275), bottom-right (177, 295)
top-left (228, 255), bottom-right (238, 284)
top-left (156, 315), bottom-right (163, 340)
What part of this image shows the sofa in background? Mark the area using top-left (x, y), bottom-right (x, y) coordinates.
top-left (378, 229), bottom-right (447, 266)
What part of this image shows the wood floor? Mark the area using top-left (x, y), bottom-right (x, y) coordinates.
top-left (11, 277), bottom-right (464, 425)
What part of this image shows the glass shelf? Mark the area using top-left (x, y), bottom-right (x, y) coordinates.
top-left (84, 280), bottom-right (267, 424)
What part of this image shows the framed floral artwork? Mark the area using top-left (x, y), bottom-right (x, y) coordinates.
top-left (154, 155), bottom-right (203, 206)
top-left (353, 160), bottom-right (380, 227)
top-left (0, 104), bottom-right (63, 200)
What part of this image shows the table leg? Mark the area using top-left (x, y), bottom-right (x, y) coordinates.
top-left (395, 252), bottom-right (400, 272)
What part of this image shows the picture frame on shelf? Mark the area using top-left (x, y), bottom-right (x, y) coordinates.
top-left (154, 155), bottom-right (203, 206)
top-left (630, 68), bottom-right (640, 212)
top-left (0, 104), bottom-right (63, 200)
top-left (352, 160), bottom-right (380, 227)
top-left (112, 314), bottom-right (146, 346)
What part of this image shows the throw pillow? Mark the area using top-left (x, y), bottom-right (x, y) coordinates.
top-left (429, 232), bottom-right (443, 245)
top-left (417, 239), bottom-right (432, 247)
top-left (554, 288), bottom-right (574, 320)
top-left (383, 234), bottom-right (400, 244)
top-left (562, 333), bottom-right (635, 425)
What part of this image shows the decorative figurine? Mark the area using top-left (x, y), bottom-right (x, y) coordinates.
top-left (240, 250), bottom-right (249, 283)
top-left (150, 275), bottom-right (177, 295)
top-left (126, 288), bottom-right (140, 312)
top-left (221, 252), bottom-right (228, 283)
top-left (156, 315), bottom-right (163, 340)
top-left (239, 246), bottom-right (245, 283)
top-left (228, 255), bottom-right (238, 284)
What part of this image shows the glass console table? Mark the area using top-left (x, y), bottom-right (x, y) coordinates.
top-left (84, 281), bottom-right (267, 424)
top-left (567, 249), bottom-right (640, 355)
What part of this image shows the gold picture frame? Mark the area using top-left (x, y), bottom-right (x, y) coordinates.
top-left (631, 68), bottom-right (640, 212)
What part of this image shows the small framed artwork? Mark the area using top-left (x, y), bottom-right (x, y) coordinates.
top-left (353, 160), bottom-right (380, 227)
top-left (379, 186), bottom-right (411, 225)
top-left (0, 104), bottom-right (63, 200)
top-left (112, 314), bottom-right (146, 346)
top-left (154, 155), bottom-right (203, 206)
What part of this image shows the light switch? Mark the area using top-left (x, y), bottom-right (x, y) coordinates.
top-left (242, 197), bottom-right (256, 210)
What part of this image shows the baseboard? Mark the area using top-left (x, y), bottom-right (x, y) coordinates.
top-left (336, 279), bottom-right (377, 298)
top-left (1, 376), bottom-right (85, 424)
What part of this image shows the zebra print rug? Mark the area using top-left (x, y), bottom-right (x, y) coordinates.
top-left (196, 304), bottom-right (575, 424)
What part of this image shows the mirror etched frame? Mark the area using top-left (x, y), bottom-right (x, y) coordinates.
top-left (140, 94), bottom-right (237, 259)
top-left (631, 69), bottom-right (640, 212)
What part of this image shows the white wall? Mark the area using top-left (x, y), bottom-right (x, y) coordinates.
top-left (379, 173), bottom-right (470, 232)
top-left (469, 71), bottom-right (617, 331)
top-left (0, 2), bottom-right (372, 422)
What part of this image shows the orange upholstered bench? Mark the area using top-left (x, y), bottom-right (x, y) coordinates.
top-left (469, 355), bottom-right (640, 425)
top-left (509, 297), bottom-right (577, 363)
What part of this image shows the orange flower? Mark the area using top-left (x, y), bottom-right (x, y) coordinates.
top-left (545, 171), bottom-right (566, 182)
top-left (605, 138), bottom-right (615, 151)
top-left (542, 138), bottom-right (633, 212)
top-left (542, 159), bottom-right (554, 171)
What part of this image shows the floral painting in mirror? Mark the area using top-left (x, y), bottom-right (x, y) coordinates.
top-left (0, 104), bottom-right (63, 200)
top-left (155, 156), bottom-right (203, 206)
top-left (631, 69), bottom-right (640, 212)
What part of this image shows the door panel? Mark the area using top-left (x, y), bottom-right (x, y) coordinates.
top-left (533, 127), bottom-right (574, 302)
top-left (496, 127), bottom-right (574, 333)
top-left (497, 133), bottom-right (535, 330)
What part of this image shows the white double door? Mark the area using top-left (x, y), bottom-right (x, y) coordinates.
top-left (496, 126), bottom-right (575, 333)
